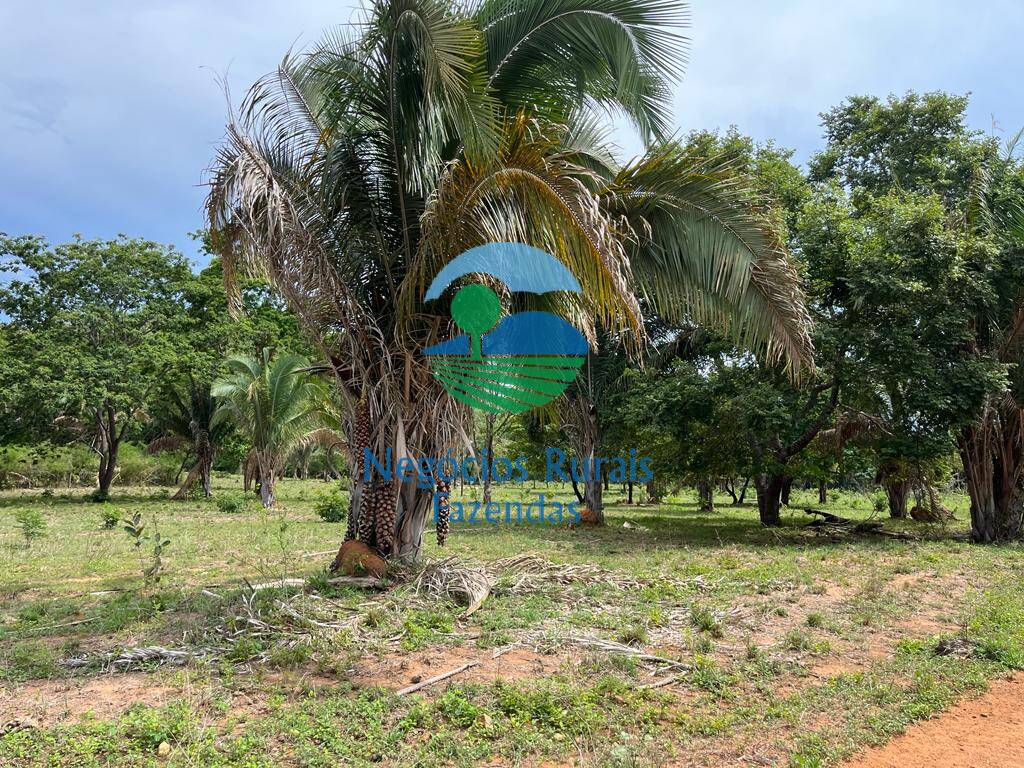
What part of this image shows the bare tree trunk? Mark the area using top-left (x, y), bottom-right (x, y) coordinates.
top-left (818, 479), bottom-right (827, 504)
top-left (737, 476), bottom-right (750, 505)
top-left (724, 478), bottom-right (738, 504)
top-left (94, 401), bottom-right (122, 499)
top-left (754, 474), bottom-right (784, 526)
top-left (627, 481), bottom-right (633, 504)
top-left (697, 478), bottom-right (714, 512)
top-left (481, 413), bottom-right (495, 506)
top-left (780, 476), bottom-right (793, 507)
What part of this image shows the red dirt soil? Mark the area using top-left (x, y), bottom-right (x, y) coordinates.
top-left (842, 674), bottom-right (1024, 768)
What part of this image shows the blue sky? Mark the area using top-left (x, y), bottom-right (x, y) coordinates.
top-left (2, 1), bottom-right (1022, 265)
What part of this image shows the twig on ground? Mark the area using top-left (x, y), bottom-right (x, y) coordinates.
top-left (397, 661), bottom-right (479, 695)
top-left (637, 675), bottom-right (683, 690)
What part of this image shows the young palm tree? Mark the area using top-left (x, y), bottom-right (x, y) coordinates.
top-left (212, 349), bottom-right (327, 507)
top-left (207, 0), bottom-right (813, 559)
top-left (148, 376), bottom-right (228, 499)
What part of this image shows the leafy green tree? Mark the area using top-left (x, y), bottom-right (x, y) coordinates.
top-left (807, 92), bottom-right (1012, 533)
top-left (0, 236), bottom-right (194, 497)
top-left (212, 349), bottom-right (328, 507)
top-left (205, 0), bottom-right (812, 559)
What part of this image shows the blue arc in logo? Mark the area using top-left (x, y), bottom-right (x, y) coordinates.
top-left (424, 242), bottom-right (582, 300)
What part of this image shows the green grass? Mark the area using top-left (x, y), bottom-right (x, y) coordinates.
top-left (1, 477), bottom-right (1021, 767)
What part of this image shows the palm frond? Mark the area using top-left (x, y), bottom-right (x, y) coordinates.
top-left (605, 143), bottom-right (814, 375)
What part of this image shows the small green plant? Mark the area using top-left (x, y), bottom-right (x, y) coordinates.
top-left (313, 490), bottom-right (348, 523)
top-left (690, 604), bottom-right (724, 638)
top-left (617, 624), bottom-right (648, 646)
top-left (122, 512), bottom-right (171, 585)
top-left (872, 494), bottom-right (887, 514)
top-left (14, 508), bottom-right (46, 544)
top-left (806, 612), bottom-right (825, 628)
top-left (215, 494), bottom-right (248, 515)
top-left (99, 506), bottom-right (120, 529)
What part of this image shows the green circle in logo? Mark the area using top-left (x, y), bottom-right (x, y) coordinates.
top-left (451, 284), bottom-right (500, 336)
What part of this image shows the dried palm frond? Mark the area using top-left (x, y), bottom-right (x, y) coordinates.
top-left (145, 435), bottom-right (188, 454)
top-left (410, 557), bottom-right (492, 615)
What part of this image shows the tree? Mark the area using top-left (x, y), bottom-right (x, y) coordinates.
top-left (0, 236), bottom-right (193, 498)
top-left (147, 376), bottom-right (229, 499)
top-left (206, 0), bottom-right (812, 560)
top-left (807, 92), bottom-right (1015, 536)
top-left (212, 349), bottom-right (327, 507)
top-left (955, 133), bottom-right (1024, 541)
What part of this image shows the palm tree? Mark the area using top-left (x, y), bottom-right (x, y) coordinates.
top-left (148, 376), bottom-right (228, 499)
top-left (957, 138), bottom-right (1024, 541)
top-left (212, 349), bottom-right (327, 507)
top-left (206, 0), bottom-right (813, 559)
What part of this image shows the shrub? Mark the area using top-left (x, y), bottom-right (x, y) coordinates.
top-left (215, 494), bottom-right (248, 515)
top-left (99, 507), bottom-right (120, 529)
top-left (314, 491), bottom-right (348, 523)
top-left (14, 508), bottom-right (46, 544)
top-left (0, 442), bottom-right (183, 490)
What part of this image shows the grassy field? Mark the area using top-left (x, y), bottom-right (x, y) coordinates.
top-left (1, 477), bottom-right (1022, 767)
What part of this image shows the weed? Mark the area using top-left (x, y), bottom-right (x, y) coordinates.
top-left (690, 604), bottom-right (724, 637)
top-left (99, 506), bottom-right (120, 529)
top-left (4, 640), bottom-right (56, 680)
top-left (313, 491), bottom-right (348, 523)
top-left (14, 507), bottom-right (46, 544)
top-left (122, 512), bottom-right (171, 585)
top-left (215, 494), bottom-right (249, 515)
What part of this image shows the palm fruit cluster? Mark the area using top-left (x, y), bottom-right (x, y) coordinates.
top-left (352, 480), bottom-right (395, 554)
top-left (372, 481), bottom-right (397, 554)
top-left (351, 399), bottom-right (372, 467)
top-left (345, 399), bottom-right (373, 544)
top-left (435, 479), bottom-right (451, 546)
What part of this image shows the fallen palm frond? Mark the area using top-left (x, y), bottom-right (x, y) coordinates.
top-left (409, 558), bottom-right (492, 616)
top-left (487, 553), bottom-right (650, 591)
top-left (110, 646), bottom-right (201, 668)
top-left (552, 634), bottom-right (689, 670)
top-left (60, 645), bottom-right (219, 672)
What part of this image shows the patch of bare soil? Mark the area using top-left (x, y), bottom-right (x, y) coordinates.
top-left (0, 673), bottom-right (178, 726)
top-left (350, 645), bottom-right (568, 691)
top-left (842, 674), bottom-right (1024, 768)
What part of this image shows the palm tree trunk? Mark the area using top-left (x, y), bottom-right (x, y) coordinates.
top-left (959, 410), bottom-right (1024, 542)
top-left (584, 467), bottom-right (604, 524)
top-left (393, 480), bottom-right (433, 560)
top-left (884, 476), bottom-right (910, 519)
